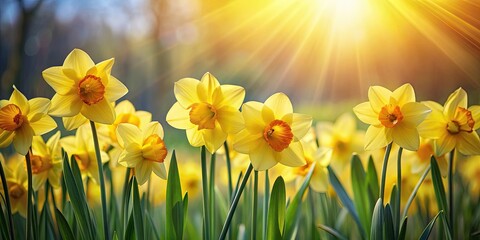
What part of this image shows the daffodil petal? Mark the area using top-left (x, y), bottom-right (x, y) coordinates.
top-left (457, 132), bottom-right (480, 155)
top-left (418, 103), bottom-right (446, 139)
top-left (46, 131), bottom-right (61, 154)
top-left (277, 141), bottom-right (305, 167)
top-left (186, 128), bottom-right (204, 147)
top-left (469, 105), bottom-right (480, 129)
top-left (197, 72), bottom-right (220, 103)
top-left (81, 99), bottom-right (115, 124)
top-left (49, 93), bottom-right (83, 117)
top-left (142, 121), bottom-right (164, 139)
top-left (0, 129), bottom-right (14, 148)
top-left (264, 92), bottom-right (293, 119)
top-left (135, 161), bottom-right (152, 185)
top-left (174, 78), bottom-right (200, 108)
top-left (249, 142), bottom-right (277, 171)
top-left (95, 58), bottom-right (114, 85)
top-left (13, 124), bottom-right (34, 155)
top-left (63, 114), bottom-right (88, 131)
top-left (29, 115), bottom-right (57, 136)
top-left (353, 102), bottom-right (380, 125)
top-left (136, 111), bottom-right (152, 126)
top-left (203, 123), bottom-right (228, 153)
top-left (232, 130), bottom-right (263, 153)
top-left (166, 102), bottom-right (194, 130)
top-left (290, 113), bottom-right (312, 139)
top-left (368, 86), bottom-right (391, 111)
top-left (214, 85), bottom-right (245, 109)
top-left (117, 144), bottom-right (142, 168)
top-left (104, 75), bottom-right (128, 102)
top-left (309, 167), bottom-right (329, 192)
top-left (443, 88), bottom-right (467, 119)
top-left (434, 132), bottom-right (456, 156)
top-left (116, 123), bottom-right (142, 148)
top-left (316, 122), bottom-right (334, 146)
top-left (392, 83), bottom-right (415, 106)
top-left (42, 66), bottom-right (75, 95)
top-left (391, 122), bottom-right (420, 151)
top-left (217, 106), bottom-right (244, 134)
top-left (152, 162), bottom-right (167, 179)
top-left (242, 101), bottom-right (265, 133)
top-left (364, 125), bottom-right (388, 151)
top-left (10, 87), bottom-right (29, 114)
top-left (401, 102), bottom-right (431, 126)
top-left (63, 49), bottom-right (95, 78)
top-left (28, 98), bottom-right (51, 122)
top-left (59, 136), bottom-right (76, 157)
top-left (333, 113), bottom-right (356, 140)
top-left (115, 100), bottom-right (135, 114)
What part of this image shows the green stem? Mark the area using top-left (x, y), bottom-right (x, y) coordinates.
top-left (0, 158), bottom-right (15, 240)
top-left (224, 142), bottom-right (233, 202)
top-left (448, 149), bottom-right (455, 237)
top-left (263, 170), bottom-right (270, 240)
top-left (380, 143), bottom-right (393, 201)
top-left (90, 120), bottom-right (109, 240)
top-left (396, 147), bottom-right (403, 236)
top-left (26, 150), bottom-right (34, 240)
top-left (402, 165), bottom-right (430, 219)
top-left (209, 152), bottom-right (216, 238)
top-left (253, 170), bottom-right (258, 239)
top-left (308, 187), bottom-right (317, 238)
top-left (121, 167), bottom-right (131, 239)
top-left (219, 164), bottom-right (254, 240)
top-left (201, 146), bottom-right (210, 240)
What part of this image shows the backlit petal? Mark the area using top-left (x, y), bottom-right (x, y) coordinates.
top-left (290, 113), bottom-right (312, 139)
top-left (152, 163), bottom-right (167, 180)
top-left (166, 102), bottom-right (194, 130)
top-left (364, 125), bottom-right (389, 151)
top-left (0, 130), bottom-right (14, 148)
top-left (62, 115), bottom-right (88, 131)
top-left (27, 98), bottom-right (51, 122)
top-left (401, 102), bottom-right (431, 126)
top-left (115, 100), bottom-right (135, 114)
top-left (249, 142), bottom-right (277, 171)
top-left (81, 99), bottom-right (115, 124)
top-left (216, 106), bottom-right (244, 134)
top-left (233, 130), bottom-right (263, 153)
top-left (242, 101), bottom-right (266, 133)
top-left (95, 58), bottom-right (114, 85)
top-left (10, 87), bottom-right (29, 114)
top-left (277, 141), bottom-right (305, 167)
top-left (197, 72), bottom-right (220, 103)
top-left (42, 66), bottom-right (74, 95)
top-left (392, 83), bottom-right (415, 106)
top-left (309, 167), bottom-right (329, 192)
top-left (213, 85), bottom-right (245, 109)
top-left (417, 102), bottom-right (447, 139)
top-left (174, 78), bottom-right (200, 108)
top-left (13, 124), bottom-right (34, 155)
top-left (333, 113), bottom-right (356, 140)
top-left (104, 75), bottom-right (128, 102)
top-left (392, 122), bottom-right (420, 151)
top-left (49, 93), bottom-right (83, 117)
top-left (29, 115), bottom-right (57, 136)
top-left (443, 88), bottom-right (467, 120)
top-left (117, 144), bottom-right (142, 168)
top-left (264, 92), bottom-right (293, 119)
top-left (353, 102), bottom-right (380, 125)
top-left (135, 161), bottom-right (152, 185)
top-left (457, 132), bottom-right (480, 155)
top-left (116, 123), bottom-right (142, 148)
top-left (186, 128), bottom-right (204, 147)
top-left (434, 132), bottom-right (456, 156)
top-left (368, 86), bottom-right (391, 111)
top-left (469, 105), bottom-right (480, 129)
top-left (142, 121), bottom-right (164, 139)
top-left (203, 123), bottom-right (228, 153)
top-left (63, 49), bottom-right (95, 78)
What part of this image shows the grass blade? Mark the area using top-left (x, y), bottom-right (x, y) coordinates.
top-left (166, 151), bottom-right (186, 239)
top-left (351, 154), bottom-right (372, 237)
top-left (431, 157), bottom-right (448, 222)
top-left (317, 224), bottom-right (348, 240)
top-left (267, 177), bottom-right (286, 239)
top-left (419, 210), bottom-right (442, 240)
top-left (398, 217), bottom-right (408, 240)
top-left (55, 208), bottom-right (75, 240)
top-left (132, 177), bottom-right (144, 240)
top-left (384, 204), bottom-right (394, 239)
top-left (370, 198), bottom-right (384, 240)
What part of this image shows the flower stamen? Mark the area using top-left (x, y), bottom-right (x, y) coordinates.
top-left (263, 119), bottom-right (294, 152)
top-left (447, 107), bottom-right (474, 134)
top-left (0, 104), bottom-right (25, 131)
top-left (78, 75), bottom-right (105, 105)
top-left (29, 153), bottom-right (53, 174)
top-left (379, 104), bottom-right (403, 128)
top-left (189, 102), bottom-right (217, 130)
top-left (142, 134), bottom-right (167, 163)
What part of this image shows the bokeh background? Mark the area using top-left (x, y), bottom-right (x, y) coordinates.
top-left (1, 0), bottom-right (480, 147)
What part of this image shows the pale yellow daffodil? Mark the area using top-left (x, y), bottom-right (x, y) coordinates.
top-left (166, 72), bottom-right (245, 153)
top-left (30, 131), bottom-right (63, 190)
top-left (42, 48), bottom-right (128, 126)
top-left (116, 121), bottom-right (167, 185)
top-left (0, 154), bottom-right (28, 217)
top-left (353, 83), bottom-right (431, 151)
top-left (233, 92), bottom-right (312, 171)
top-left (61, 124), bottom-right (109, 183)
top-left (404, 138), bottom-right (448, 177)
top-left (0, 87), bottom-right (57, 155)
top-left (418, 88), bottom-right (480, 156)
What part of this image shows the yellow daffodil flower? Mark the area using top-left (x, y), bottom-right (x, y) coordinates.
top-left (166, 72), bottom-right (245, 153)
top-left (0, 87), bottom-right (57, 155)
top-left (353, 83), bottom-right (431, 151)
top-left (61, 124), bottom-right (109, 183)
top-left (116, 121), bottom-right (168, 185)
top-left (0, 154), bottom-right (28, 217)
top-left (460, 155), bottom-right (480, 197)
top-left (30, 131), bottom-right (63, 190)
top-left (179, 160), bottom-right (202, 199)
top-left (233, 92), bottom-right (312, 171)
top-left (418, 88), bottom-right (480, 156)
top-left (404, 138), bottom-right (448, 177)
top-left (42, 48), bottom-right (128, 125)
top-left (316, 112), bottom-right (364, 173)
top-left (283, 129), bottom-right (332, 192)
